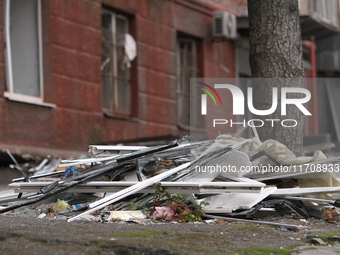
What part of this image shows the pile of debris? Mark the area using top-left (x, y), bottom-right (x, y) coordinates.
top-left (1, 128), bottom-right (340, 228)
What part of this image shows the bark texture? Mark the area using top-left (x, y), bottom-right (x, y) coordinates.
top-left (248, 0), bottom-right (304, 156)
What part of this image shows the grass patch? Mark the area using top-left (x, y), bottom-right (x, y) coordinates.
top-left (116, 246), bottom-right (129, 254)
top-left (232, 247), bottom-right (295, 255)
top-left (115, 231), bottom-right (169, 238)
top-left (112, 231), bottom-right (229, 253)
top-left (307, 231), bottom-right (340, 238)
top-left (85, 247), bottom-right (102, 255)
top-left (307, 231), bottom-right (340, 244)
top-left (229, 223), bottom-right (248, 227)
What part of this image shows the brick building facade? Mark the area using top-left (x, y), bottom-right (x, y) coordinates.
top-left (0, 0), bottom-right (241, 156)
top-left (0, 0), bottom-right (336, 157)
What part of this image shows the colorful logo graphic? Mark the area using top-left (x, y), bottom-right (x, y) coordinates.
top-left (193, 79), bottom-right (314, 131)
top-left (196, 82), bottom-right (222, 106)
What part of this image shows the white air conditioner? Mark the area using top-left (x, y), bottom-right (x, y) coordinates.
top-left (212, 11), bottom-right (237, 39)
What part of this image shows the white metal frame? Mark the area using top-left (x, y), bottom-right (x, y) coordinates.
top-left (3, 0), bottom-right (51, 107)
top-left (9, 181), bottom-right (265, 194)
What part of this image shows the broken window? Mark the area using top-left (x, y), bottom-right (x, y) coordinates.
top-left (177, 38), bottom-right (200, 127)
top-left (4, 0), bottom-right (44, 102)
top-left (101, 10), bottom-right (131, 115)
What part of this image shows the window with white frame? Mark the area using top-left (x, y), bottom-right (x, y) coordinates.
top-left (4, 0), bottom-right (44, 103)
top-left (101, 10), bottom-right (131, 115)
top-left (177, 38), bottom-right (200, 127)
top-left (314, 0), bottom-right (339, 26)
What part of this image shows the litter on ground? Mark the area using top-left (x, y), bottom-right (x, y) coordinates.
top-left (1, 126), bottom-right (340, 228)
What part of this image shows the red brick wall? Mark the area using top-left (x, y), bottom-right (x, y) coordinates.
top-left (49, 0), bottom-right (103, 150)
top-left (0, 0), bottom-right (236, 153)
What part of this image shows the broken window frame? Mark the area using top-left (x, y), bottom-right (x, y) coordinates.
top-left (101, 10), bottom-right (131, 116)
top-left (3, 0), bottom-right (52, 107)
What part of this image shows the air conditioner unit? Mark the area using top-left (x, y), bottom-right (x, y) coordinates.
top-left (212, 11), bottom-right (237, 39)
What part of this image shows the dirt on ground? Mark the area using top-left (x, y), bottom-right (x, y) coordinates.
top-left (1, 179), bottom-right (340, 254)
top-left (1, 214), bottom-right (340, 255)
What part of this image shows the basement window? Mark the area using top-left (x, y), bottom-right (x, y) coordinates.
top-left (4, 0), bottom-right (47, 106)
top-left (101, 10), bottom-right (131, 115)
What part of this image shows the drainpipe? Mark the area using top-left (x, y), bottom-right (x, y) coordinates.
top-left (310, 40), bottom-right (319, 135)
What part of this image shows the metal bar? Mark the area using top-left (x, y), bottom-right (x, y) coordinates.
top-left (271, 187), bottom-right (340, 196)
top-left (60, 141), bottom-right (178, 168)
top-left (38, 0), bottom-right (44, 99)
top-left (12, 171), bottom-right (63, 182)
top-left (283, 196), bottom-right (335, 204)
top-left (249, 120), bottom-right (260, 141)
top-left (59, 155), bottom-right (119, 168)
top-left (10, 181), bottom-right (264, 194)
top-left (310, 41), bottom-right (318, 135)
top-left (10, 181), bottom-right (265, 188)
top-left (4, 0), bottom-right (14, 93)
top-left (6, 149), bottom-right (19, 167)
top-left (13, 187), bottom-right (263, 195)
top-left (89, 145), bottom-right (147, 151)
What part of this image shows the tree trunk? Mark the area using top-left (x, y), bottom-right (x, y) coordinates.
top-left (248, 0), bottom-right (304, 156)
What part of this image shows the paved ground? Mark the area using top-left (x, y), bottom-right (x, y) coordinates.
top-left (2, 175), bottom-right (340, 254)
top-left (1, 213), bottom-right (340, 255)
top-left (296, 246), bottom-right (340, 255)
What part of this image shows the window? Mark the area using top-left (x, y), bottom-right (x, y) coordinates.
top-left (101, 10), bottom-right (131, 115)
top-left (4, 0), bottom-right (45, 104)
top-left (314, 0), bottom-right (339, 26)
top-left (177, 38), bottom-right (200, 127)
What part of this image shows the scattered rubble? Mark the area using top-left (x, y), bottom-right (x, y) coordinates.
top-left (311, 237), bottom-right (327, 246)
top-left (1, 126), bottom-right (340, 233)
